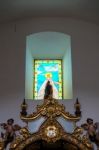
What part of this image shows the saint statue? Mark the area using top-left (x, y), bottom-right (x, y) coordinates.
top-left (44, 80), bottom-right (53, 99)
top-left (37, 78), bottom-right (59, 99)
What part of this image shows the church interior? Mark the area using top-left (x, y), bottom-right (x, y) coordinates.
top-left (0, 0), bottom-right (99, 149)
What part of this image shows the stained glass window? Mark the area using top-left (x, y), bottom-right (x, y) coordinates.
top-left (34, 60), bottom-right (62, 99)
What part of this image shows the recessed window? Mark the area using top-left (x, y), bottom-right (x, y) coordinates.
top-left (25, 31), bottom-right (73, 100)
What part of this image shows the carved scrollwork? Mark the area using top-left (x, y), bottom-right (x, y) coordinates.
top-left (63, 133), bottom-right (93, 150)
top-left (10, 133), bottom-right (41, 150)
top-left (0, 97), bottom-right (93, 150)
top-left (39, 118), bottom-right (64, 143)
top-left (71, 127), bottom-right (93, 149)
top-left (0, 138), bottom-right (4, 150)
top-left (20, 98), bottom-right (80, 122)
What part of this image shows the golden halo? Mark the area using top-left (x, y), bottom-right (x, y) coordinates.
top-left (45, 73), bottom-right (52, 78)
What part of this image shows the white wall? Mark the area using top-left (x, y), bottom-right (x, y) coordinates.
top-left (25, 38), bottom-right (33, 99)
top-left (0, 18), bottom-right (99, 128)
top-left (63, 36), bottom-right (73, 99)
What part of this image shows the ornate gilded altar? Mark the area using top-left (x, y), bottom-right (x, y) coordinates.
top-left (0, 97), bottom-right (93, 150)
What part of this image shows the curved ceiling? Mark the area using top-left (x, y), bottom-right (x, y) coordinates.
top-left (0, 0), bottom-right (99, 25)
top-left (26, 32), bottom-right (71, 59)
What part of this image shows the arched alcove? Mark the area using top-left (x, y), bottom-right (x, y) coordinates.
top-left (25, 31), bottom-right (72, 100)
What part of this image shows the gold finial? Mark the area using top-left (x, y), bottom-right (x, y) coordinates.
top-left (74, 98), bottom-right (81, 117)
top-left (20, 99), bottom-right (28, 116)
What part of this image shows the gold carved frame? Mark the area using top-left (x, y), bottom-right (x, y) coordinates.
top-left (0, 97), bottom-right (93, 150)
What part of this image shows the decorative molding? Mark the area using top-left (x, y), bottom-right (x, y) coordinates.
top-left (0, 97), bottom-right (93, 150)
